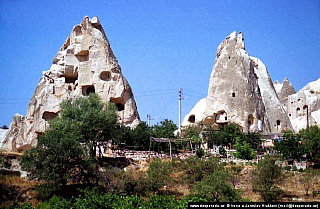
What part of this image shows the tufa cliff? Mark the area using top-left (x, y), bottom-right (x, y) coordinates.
top-left (2, 16), bottom-right (140, 152)
top-left (184, 31), bottom-right (293, 133)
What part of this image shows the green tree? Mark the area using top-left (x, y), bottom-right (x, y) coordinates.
top-left (204, 123), bottom-right (244, 148)
top-left (274, 130), bottom-right (304, 161)
top-left (182, 125), bottom-right (202, 152)
top-left (192, 170), bottom-right (241, 202)
top-left (21, 119), bottom-right (89, 187)
top-left (131, 122), bottom-right (152, 150)
top-left (21, 94), bottom-right (119, 188)
top-left (299, 169), bottom-right (320, 196)
top-left (234, 138), bottom-right (256, 160)
top-left (147, 158), bottom-right (173, 193)
top-left (252, 155), bottom-right (284, 202)
top-left (219, 146), bottom-right (226, 156)
top-left (153, 119), bottom-right (178, 139)
top-left (59, 94), bottom-right (118, 159)
top-left (300, 126), bottom-right (320, 164)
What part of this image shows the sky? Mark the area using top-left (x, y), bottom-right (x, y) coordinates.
top-left (0, 0), bottom-right (319, 127)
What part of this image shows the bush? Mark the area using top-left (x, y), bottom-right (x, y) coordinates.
top-left (252, 155), bottom-right (284, 202)
top-left (35, 183), bottom-right (61, 201)
top-left (196, 148), bottom-right (204, 158)
top-left (284, 166), bottom-right (291, 171)
top-left (147, 158), bottom-right (173, 193)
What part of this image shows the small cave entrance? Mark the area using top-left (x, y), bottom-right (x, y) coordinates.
top-left (215, 111), bottom-right (228, 123)
top-left (42, 111), bottom-right (58, 121)
top-left (232, 92), bottom-right (236, 97)
top-left (188, 115), bottom-right (196, 123)
top-left (303, 105), bottom-right (308, 115)
top-left (116, 103), bottom-right (125, 111)
top-left (75, 50), bottom-right (89, 62)
top-left (276, 120), bottom-right (281, 131)
top-left (296, 107), bottom-right (301, 117)
top-left (82, 85), bottom-right (95, 96)
top-left (247, 114), bottom-right (254, 128)
top-left (100, 71), bottom-right (112, 81)
top-left (65, 77), bottom-right (78, 84)
top-left (62, 67), bottom-right (78, 84)
top-left (110, 97), bottom-right (125, 111)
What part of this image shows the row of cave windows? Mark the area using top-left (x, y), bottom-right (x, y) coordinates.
top-left (63, 71), bottom-right (112, 85)
top-left (188, 113), bottom-right (282, 130)
top-left (288, 105), bottom-right (308, 117)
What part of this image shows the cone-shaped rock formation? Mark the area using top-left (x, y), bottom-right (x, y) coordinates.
top-left (2, 16), bottom-right (140, 151)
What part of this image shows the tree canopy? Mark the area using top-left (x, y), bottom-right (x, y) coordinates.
top-left (21, 94), bottom-right (119, 187)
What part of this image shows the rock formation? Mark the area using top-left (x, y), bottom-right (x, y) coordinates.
top-left (251, 57), bottom-right (293, 132)
top-left (2, 16), bottom-right (140, 152)
top-left (203, 31), bottom-right (270, 132)
top-left (181, 98), bottom-right (206, 127)
top-left (287, 78), bottom-right (320, 132)
top-left (274, 77), bottom-right (296, 109)
top-left (0, 128), bottom-right (9, 149)
top-left (185, 31), bottom-right (293, 133)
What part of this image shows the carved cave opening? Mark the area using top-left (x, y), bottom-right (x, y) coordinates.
top-left (188, 115), bottom-right (196, 123)
top-left (100, 71), bottom-right (111, 81)
top-left (303, 105), bottom-right (308, 115)
top-left (116, 103), bottom-right (125, 111)
top-left (42, 111), bottom-right (58, 121)
top-left (296, 107), bottom-right (301, 117)
top-left (82, 85), bottom-right (95, 96)
top-left (276, 120), bottom-right (281, 131)
top-left (232, 92), bottom-right (235, 97)
top-left (110, 97), bottom-right (125, 111)
top-left (215, 111), bottom-right (228, 123)
top-left (248, 114), bottom-right (254, 126)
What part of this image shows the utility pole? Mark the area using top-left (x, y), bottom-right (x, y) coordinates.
top-left (147, 114), bottom-right (151, 127)
top-left (306, 105), bottom-right (309, 129)
top-left (179, 88), bottom-right (182, 134)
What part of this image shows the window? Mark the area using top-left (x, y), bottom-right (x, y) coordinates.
top-left (100, 71), bottom-right (111, 81)
top-left (116, 103), bottom-right (124, 111)
top-left (82, 85), bottom-right (95, 96)
top-left (296, 107), bottom-right (301, 116)
top-left (188, 115), bottom-right (196, 123)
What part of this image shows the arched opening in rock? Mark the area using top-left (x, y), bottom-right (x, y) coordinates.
top-left (248, 114), bottom-right (254, 127)
top-left (276, 120), bottom-right (281, 131)
top-left (116, 103), bottom-right (124, 111)
top-left (296, 107), bottom-right (301, 117)
top-left (215, 111), bottom-right (228, 123)
top-left (42, 111), bottom-right (58, 121)
top-left (303, 105), bottom-right (308, 115)
top-left (100, 71), bottom-right (111, 81)
top-left (110, 97), bottom-right (125, 111)
top-left (82, 85), bottom-right (95, 96)
top-left (188, 115), bottom-right (196, 123)
top-left (232, 92), bottom-right (235, 97)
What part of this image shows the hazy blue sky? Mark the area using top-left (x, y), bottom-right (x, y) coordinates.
top-left (0, 0), bottom-right (319, 127)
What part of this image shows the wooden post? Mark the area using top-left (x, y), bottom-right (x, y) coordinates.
top-left (169, 139), bottom-right (172, 159)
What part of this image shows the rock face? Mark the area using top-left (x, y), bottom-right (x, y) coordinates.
top-left (181, 98), bottom-right (206, 127)
top-left (0, 128), bottom-right (9, 149)
top-left (251, 57), bottom-right (293, 132)
top-left (274, 77), bottom-right (296, 109)
top-left (203, 32), bottom-right (270, 132)
top-left (185, 31), bottom-right (293, 133)
top-left (2, 16), bottom-right (140, 152)
top-left (287, 78), bottom-right (320, 132)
